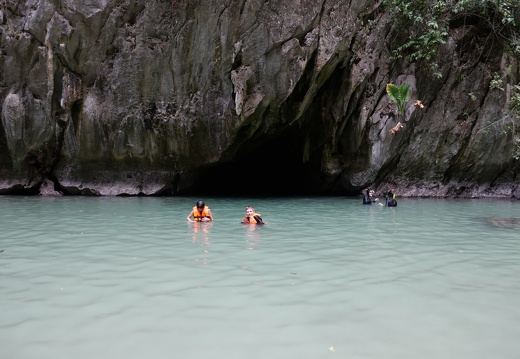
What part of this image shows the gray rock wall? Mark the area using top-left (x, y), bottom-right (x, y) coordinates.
top-left (0, 0), bottom-right (519, 197)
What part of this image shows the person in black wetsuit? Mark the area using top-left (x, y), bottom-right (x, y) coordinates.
top-left (362, 189), bottom-right (378, 205)
top-left (385, 188), bottom-right (397, 207)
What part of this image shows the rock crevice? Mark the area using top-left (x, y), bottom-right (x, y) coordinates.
top-left (0, 0), bottom-right (519, 197)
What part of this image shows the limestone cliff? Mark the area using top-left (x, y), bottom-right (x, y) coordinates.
top-left (1, 0), bottom-right (519, 197)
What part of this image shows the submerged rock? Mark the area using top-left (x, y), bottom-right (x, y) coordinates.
top-left (485, 217), bottom-right (520, 229)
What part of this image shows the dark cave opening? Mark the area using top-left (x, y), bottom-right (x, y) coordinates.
top-left (189, 130), bottom-right (321, 196)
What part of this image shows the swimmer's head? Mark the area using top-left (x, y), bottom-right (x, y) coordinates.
top-left (196, 200), bottom-right (205, 209)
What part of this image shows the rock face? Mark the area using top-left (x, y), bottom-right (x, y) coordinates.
top-left (0, 0), bottom-right (519, 197)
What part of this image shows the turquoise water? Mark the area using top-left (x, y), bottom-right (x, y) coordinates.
top-left (0, 196), bottom-right (519, 359)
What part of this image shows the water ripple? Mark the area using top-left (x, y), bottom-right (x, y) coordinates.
top-left (1, 197), bottom-right (520, 359)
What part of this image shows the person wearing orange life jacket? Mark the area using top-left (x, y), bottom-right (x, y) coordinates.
top-left (187, 200), bottom-right (214, 222)
top-left (242, 206), bottom-right (265, 225)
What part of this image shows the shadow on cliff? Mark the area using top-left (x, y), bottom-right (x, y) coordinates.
top-left (189, 131), bottom-right (320, 197)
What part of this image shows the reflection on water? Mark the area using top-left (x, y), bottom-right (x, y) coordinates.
top-left (0, 196), bottom-right (519, 359)
top-left (191, 222), bottom-right (213, 265)
top-left (242, 223), bottom-right (264, 250)
top-left (191, 221), bottom-right (212, 242)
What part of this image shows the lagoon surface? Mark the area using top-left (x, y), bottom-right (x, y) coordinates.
top-left (0, 196), bottom-right (519, 359)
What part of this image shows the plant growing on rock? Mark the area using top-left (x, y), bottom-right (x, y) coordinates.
top-left (478, 84), bottom-right (520, 160)
top-left (385, 83), bottom-right (424, 135)
top-left (383, 0), bottom-right (520, 78)
top-left (383, 0), bottom-right (448, 78)
top-left (386, 83), bottom-right (411, 117)
top-left (509, 85), bottom-right (520, 159)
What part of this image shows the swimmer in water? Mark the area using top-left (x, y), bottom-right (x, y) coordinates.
top-left (362, 189), bottom-right (378, 205)
top-left (242, 206), bottom-right (265, 224)
top-left (187, 200), bottom-right (214, 222)
top-left (385, 188), bottom-right (397, 207)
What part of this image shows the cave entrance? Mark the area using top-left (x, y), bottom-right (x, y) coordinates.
top-left (190, 130), bottom-right (318, 196)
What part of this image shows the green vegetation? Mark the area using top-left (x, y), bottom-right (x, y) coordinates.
top-left (490, 73), bottom-right (504, 91)
top-left (386, 83), bottom-right (411, 116)
top-left (382, 0), bottom-right (449, 77)
top-left (509, 85), bottom-right (520, 159)
top-left (383, 0), bottom-right (520, 159)
top-left (477, 84), bottom-right (520, 159)
top-left (383, 0), bottom-right (520, 78)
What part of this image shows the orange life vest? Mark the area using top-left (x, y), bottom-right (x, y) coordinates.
top-left (242, 212), bottom-right (262, 224)
top-left (193, 206), bottom-right (211, 221)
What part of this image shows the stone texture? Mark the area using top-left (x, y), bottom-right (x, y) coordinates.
top-left (0, 0), bottom-right (519, 197)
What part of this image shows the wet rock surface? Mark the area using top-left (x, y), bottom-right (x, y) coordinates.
top-left (0, 0), bottom-right (519, 197)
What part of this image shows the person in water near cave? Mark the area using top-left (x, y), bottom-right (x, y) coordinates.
top-left (187, 200), bottom-right (214, 222)
top-left (362, 189), bottom-right (378, 205)
top-left (242, 206), bottom-right (265, 224)
top-left (385, 188), bottom-right (397, 207)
